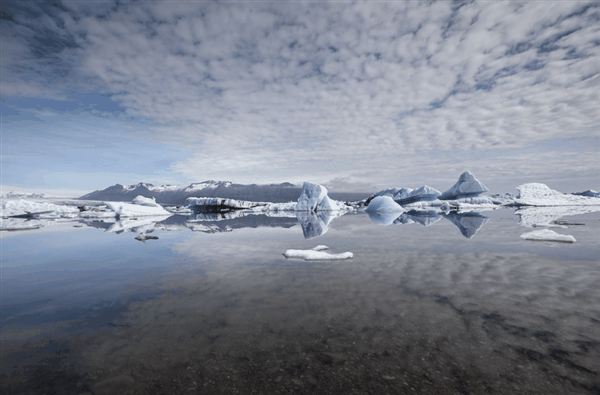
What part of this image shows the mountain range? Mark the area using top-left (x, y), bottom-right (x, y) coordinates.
top-left (79, 180), bottom-right (369, 205)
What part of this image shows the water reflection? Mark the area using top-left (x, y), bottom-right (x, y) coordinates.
top-left (367, 209), bottom-right (489, 238)
top-left (442, 211), bottom-right (490, 238)
top-left (2, 210), bottom-right (600, 394)
top-left (5, 205), bottom-right (600, 242)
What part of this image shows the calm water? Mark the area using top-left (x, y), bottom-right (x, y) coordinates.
top-left (2, 208), bottom-right (599, 394)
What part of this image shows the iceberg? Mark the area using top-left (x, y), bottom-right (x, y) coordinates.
top-left (132, 195), bottom-right (160, 207)
top-left (296, 182), bottom-right (349, 212)
top-left (1, 199), bottom-right (79, 218)
top-left (440, 171), bottom-right (489, 200)
top-left (364, 196), bottom-right (405, 213)
top-left (516, 183), bottom-right (600, 206)
top-left (105, 200), bottom-right (171, 218)
top-left (135, 234), bottom-right (159, 242)
top-left (572, 190), bottom-right (600, 198)
top-left (520, 229), bottom-right (576, 243)
top-left (442, 212), bottom-right (489, 239)
top-left (283, 245), bottom-right (353, 260)
top-left (394, 186), bottom-right (441, 205)
top-left (186, 197), bottom-right (268, 212)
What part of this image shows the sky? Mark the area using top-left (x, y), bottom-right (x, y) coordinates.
top-left (2, 0), bottom-right (599, 196)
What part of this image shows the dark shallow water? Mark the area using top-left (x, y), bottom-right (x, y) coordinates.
top-left (2, 208), bottom-right (599, 394)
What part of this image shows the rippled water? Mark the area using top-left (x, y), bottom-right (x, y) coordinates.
top-left (2, 208), bottom-right (599, 394)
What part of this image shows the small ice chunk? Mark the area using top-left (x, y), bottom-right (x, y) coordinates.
top-left (135, 234), bottom-right (159, 242)
top-left (312, 245), bottom-right (329, 251)
top-left (517, 183), bottom-right (600, 206)
top-left (520, 229), bottom-right (576, 243)
top-left (283, 249), bottom-right (353, 260)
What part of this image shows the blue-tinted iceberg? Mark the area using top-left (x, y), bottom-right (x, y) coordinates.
top-left (572, 190), bottom-right (600, 198)
top-left (440, 171), bottom-right (489, 200)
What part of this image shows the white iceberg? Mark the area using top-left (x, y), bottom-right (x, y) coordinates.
top-left (364, 196), bottom-right (405, 213)
top-left (296, 182), bottom-right (349, 212)
top-left (283, 245), bottom-right (353, 260)
top-left (520, 229), bottom-right (576, 243)
top-left (516, 183), bottom-right (600, 206)
top-left (105, 200), bottom-right (171, 218)
top-left (1, 199), bottom-right (80, 218)
top-left (132, 195), bottom-right (160, 207)
top-left (440, 171), bottom-right (489, 200)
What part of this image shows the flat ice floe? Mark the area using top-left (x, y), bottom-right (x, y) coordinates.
top-left (105, 201), bottom-right (171, 217)
top-left (283, 245), bottom-right (353, 260)
top-left (520, 229), bottom-right (576, 243)
top-left (516, 183), bottom-right (600, 206)
top-left (1, 199), bottom-right (79, 218)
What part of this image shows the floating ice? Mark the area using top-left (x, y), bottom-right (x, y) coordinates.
top-left (105, 201), bottom-right (171, 217)
top-left (296, 182), bottom-right (348, 212)
top-left (135, 234), bottom-right (159, 242)
top-left (364, 196), bottom-right (405, 213)
top-left (516, 183), bottom-right (600, 206)
top-left (395, 186), bottom-right (441, 205)
top-left (520, 229), bottom-right (576, 243)
top-left (132, 195), bottom-right (160, 207)
top-left (440, 171), bottom-right (489, 200)
top-left (186, 197), bottom-right (268, 211)
top-left (283, 245), bottom-right (353, 260)
top-left (572, 190), bottom-right (600, 198)
top-left (1, 199), bottom-right (79, 218)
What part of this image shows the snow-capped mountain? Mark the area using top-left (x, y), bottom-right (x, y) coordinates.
top-left (78, 180), bottom-right (300, 204)
top-left (79, 180), bottom-right (370, 205)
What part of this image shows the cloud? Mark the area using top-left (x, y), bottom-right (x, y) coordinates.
top-left (4, 1), bottom-right (600, 189)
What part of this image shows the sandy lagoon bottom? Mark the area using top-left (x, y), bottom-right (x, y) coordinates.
top-left (2, 210), bottom-right (599, 394)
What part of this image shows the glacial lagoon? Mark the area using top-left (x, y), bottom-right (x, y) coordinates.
top-left (2, 208), bottom-right (599, 394)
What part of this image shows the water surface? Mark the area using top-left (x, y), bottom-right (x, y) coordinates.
top-left (2, 208), bottom-right (599, 394)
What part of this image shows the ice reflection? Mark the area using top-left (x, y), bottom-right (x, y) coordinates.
top-left (516, 205), bottom-right (600, 227)
top-left (366, 209), bottom-right (489, 238)
top-left (442, 211), bottom-right (489, 238)
top-left (7, 204), bottom-right (600, 241)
